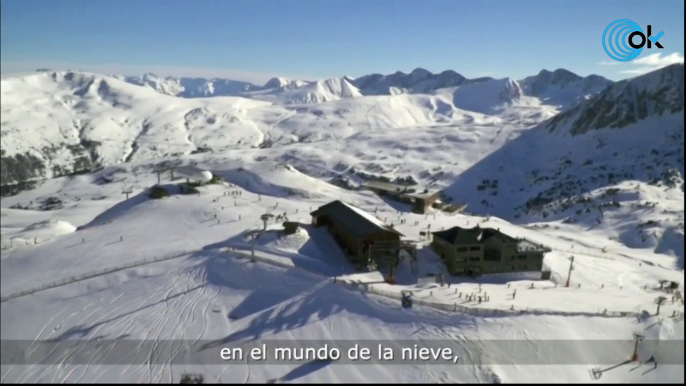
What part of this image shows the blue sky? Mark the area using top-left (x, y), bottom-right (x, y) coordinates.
top-left (1, 0), bottom-right (683, 83)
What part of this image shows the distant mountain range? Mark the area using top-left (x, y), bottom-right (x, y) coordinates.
top-left (113, 67), bottom-right (613, 109)
top-left (1, 64), bottom-right (683, 262)
top-left (1, 64), bottom-right (678, 197)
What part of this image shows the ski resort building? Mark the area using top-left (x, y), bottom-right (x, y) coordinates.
top-left (311, 200), bottom-right (404, 268)
top-left (430, 225), bottom-right (551, 277)
top-left (361, 181), bottom-right (441, 214)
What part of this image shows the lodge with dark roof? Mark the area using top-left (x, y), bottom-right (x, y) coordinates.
top-left (431, 225), bottom-right (551, 277)
top-left (361, 181), bottom-right (442, 214)
top-left (311, 200), bottom-right (404, 268)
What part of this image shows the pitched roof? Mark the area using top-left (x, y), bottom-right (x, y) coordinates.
top-left (432, 225), bottom-right (516, 244)
top-left (311, 200), bottom-right (403, 238)
top-left (432, 226), bottom-right (480, 244)
top-left (362, 181), bottom-right (441, 200)
top-left (432, 226), bottom-right (550, 252)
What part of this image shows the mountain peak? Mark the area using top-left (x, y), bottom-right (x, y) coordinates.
top-left (545, 63), bottom-right (684, 135)
top-left (551, 68), bottom-right (582, 82)
top-left (263, 77), bottom-right (292, 89)
top-left (520, 68), bottom-right (613, 107)
top-left (107, 66), bottom-right (614, 106)
top-left (410, 67), bottom-right (431, 76)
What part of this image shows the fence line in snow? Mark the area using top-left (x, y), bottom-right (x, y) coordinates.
top-left (2, 244), bottom-right (641, 319)
top-left (0, 249), bottom-right (194, 303)
top-left (336, 280), bottom-right (639, 318)
top-left (224, 247), bottom-right (640, 319)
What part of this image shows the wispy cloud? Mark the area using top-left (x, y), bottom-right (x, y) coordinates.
top-left (597, 61), bottom-right (621, 66)
top-left (598, 52), bottom-right (684, 77)
top-left (0, 61), bottom-right (317, 84)
top-left (618, 68), bottom-right (652, 75)
top-left (619, 52), bottom-right (685, 75)
top-left (633, 52), bottom-right (685, 66)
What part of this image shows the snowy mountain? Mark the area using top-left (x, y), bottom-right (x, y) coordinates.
top-left (112, 68), bottom-right (612, 113)
top-left (121, 73), bottom-right (259, 97)
top-left (520, 69), bottom-right (614, 108)
top-left (1, 64), bottom-right (684, 384)
top-left (0, 70), bottom-right (492, 190)
top-left (117, 73), bottom-right (185, 96)
top-left (262, 76), bottom-right (307, 90)
top-left (1, 65), bottom-right (682, 266)
top-left (545, 63), bottom-right (684, 135)
top-left (244, 77), bottom-right (363, 104)
top-left (439, 77), bottom-right (526, 115)
top-left (352, 68), bottom-right (470, 95)
top-left (445, 64), bottom-right (684, 262)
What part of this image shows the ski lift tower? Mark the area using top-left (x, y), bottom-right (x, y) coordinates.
top-left (251, 213), bottom-right (274, 262)
top-left (565, 255), bottom-right (575, 287)
top-left (260, 213), bottom-right (274, 231)
top-left (122, 187), bottom-right (133, 200)
top-left (631, 332), bottom-right (644, 362)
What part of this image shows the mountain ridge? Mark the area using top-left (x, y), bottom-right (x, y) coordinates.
top-left (544, 63), bottom-right (684, 135)
top-left (1, 65), bottom-right (683, 264)
top-left (99, 67), bottom-right (615, 106)
top-left (0, 65), bottom-right (677, 201)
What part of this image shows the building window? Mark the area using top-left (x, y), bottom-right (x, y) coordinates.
top-left (469, 246), bottom-right (481, 251)
top-left (457, 247), bottom-right (468, 252)
top-left (455, 258), bottom-right (466, 263)
top-left (517, 255), bottom-right (527, 259)
top-left (469, 257), bottom-right (480, 262)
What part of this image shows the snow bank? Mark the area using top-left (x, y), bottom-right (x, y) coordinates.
top-left (4, 219), bottom-right (76, 247)
top-left (216, 163), bottom-right (348, 200)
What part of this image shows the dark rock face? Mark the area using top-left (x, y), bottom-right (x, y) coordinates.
top-left (0, 150), bottom-right (46, 190)
top-left (546, 64), bottom-right (684, 135)
top-left (352, 68), bottom-right (468, 95)
top-left (0, 141), bottom-right (98, 197)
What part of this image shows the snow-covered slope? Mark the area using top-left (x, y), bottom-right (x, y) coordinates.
top-left (120, 73), bottom-right (258, 97)
top-left (0, 71), bottom-right (285, 189)
top-left (1, 70), bottom-right (511, 191)
top-left (1, 153), bottom-right (683, 383)
top-left (117, 73), bottom-right (185, 96)
top-left (3, 63), bottom-right (682, 386)
top-left (444, 64), bottom-right (684, 262)
top-left (439, 77), bottom-right (526, 115)
top-left (1, 64), bottom-right (681, 266)
top-left (545, 63), bottom-right (684, 135)
top-left (262, 76), bottom-right (307, 90)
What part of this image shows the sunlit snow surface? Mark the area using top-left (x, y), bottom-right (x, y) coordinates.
top-left (1, 69), bottom-right (683, 383)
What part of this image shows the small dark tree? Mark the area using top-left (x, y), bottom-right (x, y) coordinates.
top-left (149, 186), bottom-right (170, 199)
